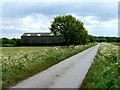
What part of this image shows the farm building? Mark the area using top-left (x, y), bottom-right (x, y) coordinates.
top-left (21, 33), bottom-right (65, 45)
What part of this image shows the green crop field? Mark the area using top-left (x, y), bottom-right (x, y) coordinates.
top-left (81, 43), bottom-right (120, 88)
top-left (2, 43), bottom-right (97, 88)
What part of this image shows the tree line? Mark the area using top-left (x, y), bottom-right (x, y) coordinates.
top-left (1, 36), bottom-right (119, 47)
top-left (0, 38), bottom-right (21, 47)
top-left (88, 35), bottom-right (120, 43)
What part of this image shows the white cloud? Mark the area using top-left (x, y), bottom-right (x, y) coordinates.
top-left (102, 19), bottom-right (117, 28)
top-left (1, 25), bottom-right (15, 30)
top-left (2, 13), bottom-right (53, 32)
top-left (69, 13), bottom-right (117, 28)
top-left (83, 16), bottom-right (117, 36)
top-left (83, 16), bottom-right (117, 28)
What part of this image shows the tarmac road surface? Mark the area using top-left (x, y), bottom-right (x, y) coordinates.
top-left (11, 43), bottom-right (100, 88)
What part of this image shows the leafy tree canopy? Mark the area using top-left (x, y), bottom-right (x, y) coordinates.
top-left (49, 14), bottom-right (88, 45)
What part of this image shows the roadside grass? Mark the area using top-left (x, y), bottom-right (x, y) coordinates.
top-left (2, 42), bottom-right (97, 88)
top-left (81, 43), bottom-right (120, 88)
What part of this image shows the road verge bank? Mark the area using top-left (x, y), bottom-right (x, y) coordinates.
top-left (81, 43), bottom-right (119, 88)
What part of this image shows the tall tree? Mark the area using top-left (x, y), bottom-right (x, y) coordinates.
top-left (49, 14), bottom-right (88, 45)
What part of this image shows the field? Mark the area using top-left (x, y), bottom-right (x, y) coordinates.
top-left (81, 43), bottom-right (120, 88)
top-left (2, 43), bottom-right (97, 88)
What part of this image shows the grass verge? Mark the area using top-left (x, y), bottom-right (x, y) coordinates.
top-left (2, 43), bottom-right (97, 88)
top-left (81, 43), bottom-right (120, 88)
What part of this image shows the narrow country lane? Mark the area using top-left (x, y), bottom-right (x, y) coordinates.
top-left (10, 43), bottom-right (100, 88)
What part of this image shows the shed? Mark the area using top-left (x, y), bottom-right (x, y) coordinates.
top-left (21, 33), bottom-right (65, 45)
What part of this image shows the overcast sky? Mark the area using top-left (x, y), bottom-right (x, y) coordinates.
top-left (1, 0), bottom-right (118, 38)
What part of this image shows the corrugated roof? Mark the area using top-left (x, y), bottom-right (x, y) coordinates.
top-left (22, 33), bottom-right (61, 36)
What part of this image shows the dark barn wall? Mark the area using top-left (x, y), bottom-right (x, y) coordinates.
top-left (21, 36), bottom-right (65, 45)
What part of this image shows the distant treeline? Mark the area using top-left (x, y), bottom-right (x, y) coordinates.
top-left (0, 38), bottom-right (21, 47)
top-left (88, 35), bottom-right (120, 43)
top-left (0, 36), bottom-right (120, 47)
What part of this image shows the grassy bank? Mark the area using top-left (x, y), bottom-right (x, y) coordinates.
top-left (81, 43), bottom-right (120, 88)
top-left (2, 43), bottom-right (97, 88)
